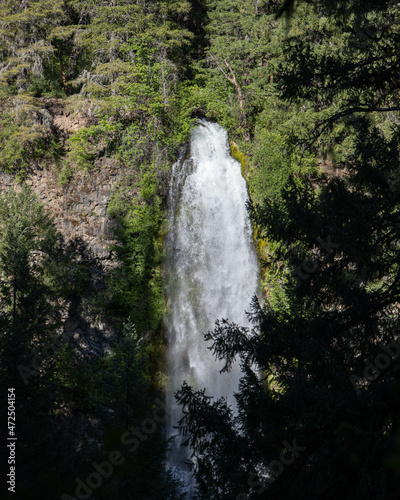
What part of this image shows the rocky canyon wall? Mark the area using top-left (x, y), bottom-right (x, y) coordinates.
top-left (0, 99), bottom-right (126, 357)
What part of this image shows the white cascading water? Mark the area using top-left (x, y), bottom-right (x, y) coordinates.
top-left (165, 120), bottom-right (259, 495)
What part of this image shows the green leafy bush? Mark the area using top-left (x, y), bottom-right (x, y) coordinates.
top-left (248, 128), bottom-right (318, 204)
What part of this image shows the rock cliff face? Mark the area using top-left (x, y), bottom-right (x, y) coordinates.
top-left (0, 165), bottom-right (122, 263)
top-left (0, 101), bottom-right (123, 265)
top-left (42, 166), bottom-right (120, 261)
top-left (0, 101), bottom-right (125, 356)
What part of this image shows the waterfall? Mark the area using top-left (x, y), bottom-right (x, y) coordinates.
top-left (165, 120), bottom-right (259, 494)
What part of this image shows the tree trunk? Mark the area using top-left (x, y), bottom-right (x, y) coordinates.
top-left (58, 53), bottom-right (69, 95)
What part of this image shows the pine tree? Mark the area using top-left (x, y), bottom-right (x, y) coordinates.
top-left (0, 185), bottom-right (74, 499)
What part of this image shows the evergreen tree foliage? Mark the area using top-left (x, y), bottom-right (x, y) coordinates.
top-left (80, 320), bottom-right (185, 499)
top-left (0, 186), bottom-right (74, 499)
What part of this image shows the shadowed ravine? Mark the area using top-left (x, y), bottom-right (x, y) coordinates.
top-left (164, 120), bottom-right (259, 496)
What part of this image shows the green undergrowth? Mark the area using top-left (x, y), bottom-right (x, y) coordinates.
top-left (101, 169), bottom-right (167, 388)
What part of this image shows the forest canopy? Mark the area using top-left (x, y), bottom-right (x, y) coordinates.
top-left (1, 0), bottom-right (400, 499)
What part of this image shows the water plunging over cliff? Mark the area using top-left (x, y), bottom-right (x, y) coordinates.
top-left (165, 120), bottom-right (259, 493)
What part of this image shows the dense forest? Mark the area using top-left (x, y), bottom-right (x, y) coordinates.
top-left (1, 0), bottom-right (400, 499)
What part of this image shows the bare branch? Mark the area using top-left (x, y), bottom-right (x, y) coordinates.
top-left (211, 56), bottom-right (250, 142)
